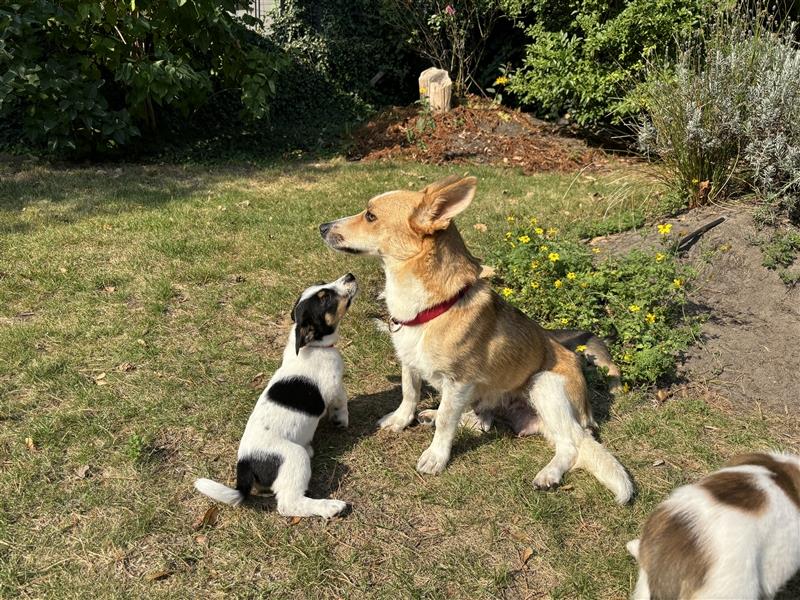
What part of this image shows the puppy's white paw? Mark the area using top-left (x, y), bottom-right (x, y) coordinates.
top-left (417, 409), bottom-right (437, 427)
top-left (377, 409), bottom-right (415, 432)
top-left (316, 499), bottom-right (347, 519)
top-left (533, 466), bottom-right (563, 490)
top-left (416, 445), bottom-right (450, 475)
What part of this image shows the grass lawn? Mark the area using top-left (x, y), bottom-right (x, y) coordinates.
top-left (0, 159), bottom-right (795, 598)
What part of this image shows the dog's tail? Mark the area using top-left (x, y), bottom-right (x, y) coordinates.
top-left (194, 478), bottom-right (245, 506)
top-left (574, 436), bottom-right (634, 504)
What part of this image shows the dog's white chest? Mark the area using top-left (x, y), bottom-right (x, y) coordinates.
top-left (391, 326), bottom-right (444, 388)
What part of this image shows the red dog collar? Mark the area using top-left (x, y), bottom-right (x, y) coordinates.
top-left (390, 284), bottom-right (472, 330)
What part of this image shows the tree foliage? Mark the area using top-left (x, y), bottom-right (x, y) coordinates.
top-left (0, 0), bottom-right (285, 155)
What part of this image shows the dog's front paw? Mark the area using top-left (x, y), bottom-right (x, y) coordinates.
top-left (330, 406), bottom-right (349, 428)
top-left (533, 466), bottom-right (563, 491)
top-left (377, 409), bottom-right (415, 432)
top-left (317, 499), bottom-right (348, 519)
top-left (416, 445), bottom-right (450, 475)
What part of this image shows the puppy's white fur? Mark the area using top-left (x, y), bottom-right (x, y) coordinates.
top-left (194, 275), bottom-right (356, 518)
top-left (628, 452), bottom-right (800, 599)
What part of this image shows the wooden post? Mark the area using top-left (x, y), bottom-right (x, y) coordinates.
top-left (418, 68), bottom-right (452, 114)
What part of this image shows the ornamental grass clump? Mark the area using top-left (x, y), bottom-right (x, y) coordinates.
top-left (494, 217), bottom-right (697, 386)
top-left (637, 6), bottom-right (800, 221)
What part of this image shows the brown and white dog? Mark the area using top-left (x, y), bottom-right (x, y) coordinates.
top-left (627, 452), bottom-right (800, 599)
top-left (319, 175), bottom-right (633, 503)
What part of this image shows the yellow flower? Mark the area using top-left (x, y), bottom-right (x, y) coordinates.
top-left (655, 252), bottom-right (665, 262)
top-left (419, 86), bottom-right (428, 95)
top-left (505, 231), bottom-right (512, 239)
top-left (548, 252), bottom-right (560, 262)
top-left (534, 227), bottom-right (544, 235)
top-left (580, 282), bottom-right (588, 288)
top-left (673, 278), bottom-right (683, 288)
top-left (646, 313), bottom-right (656, 324)
top-left (530, 260), bottom-right (539, 270)
top-left (657, 223), bottom-right (673, 235)
top-left (629, 304), bottom-right (641, 312)
top-left (506, 215), bottom-right (516, 223)
top-left (529, 217), bottom-right (538, 226)
top-left (494, 76), bottom-right (509, 86)
top-left (566, 272), bottom-right (576, 280)
top-left (530, 281), bottom-right (540, 289)
top-left (575, 344), bottom-right (587, 353)
top-left (547, 228), bottom-right (558, 236)
top-left (623, 353), bottom-right (633, 362)
top-left (560, 317), bottom-right (569, 325)
top-left (501, 287), bottom-right (513, 297)
top-left (691, 178), bottom-right (699, 184)
top-left (518, 235), bottom-right (530, 244)
top-left (539, 245), bottom-right (548, 252)
top-left (592, 247), bottom-right (601, 254)
top-left (554, 279), bottom-right (563, 288)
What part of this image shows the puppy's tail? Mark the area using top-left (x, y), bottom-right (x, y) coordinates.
top-left (194, 478), bottom-right (244, 506)
top-left (574, 436), bottom-right (634, 504)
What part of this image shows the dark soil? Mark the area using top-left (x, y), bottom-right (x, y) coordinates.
top-left (347, 100), bottom-right (632, 173)
top-left (590, 205), bottom-right (800, 417)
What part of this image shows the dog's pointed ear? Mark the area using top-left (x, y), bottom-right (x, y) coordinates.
top-left (413, 176), bottom-right (477, 233)
top-left (295, 323), bottom-right (315, 354)
top-left (421, 174), bottom-right (462, 195)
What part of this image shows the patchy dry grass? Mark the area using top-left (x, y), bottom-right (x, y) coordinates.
top-left (0, 159), bottom-right (796, 599)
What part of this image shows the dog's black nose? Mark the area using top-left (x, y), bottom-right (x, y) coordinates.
top-left (319, 222), bottom-right (332, 238)
top-left (343, 272), bottom-right (356, 283)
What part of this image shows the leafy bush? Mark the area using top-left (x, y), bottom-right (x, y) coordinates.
top-left (493, 217), bottom-right (697, 386)
top-left (0, 1), bottom-right (285, 156)
top-left (637, 7), bottom-right (800, 220)
top-left (269, 0), bottom-right (418, 107)
top-left (507, 0), bottom-right (709, 126)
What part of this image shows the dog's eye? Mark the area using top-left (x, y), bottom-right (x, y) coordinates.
top-left (364, 210), bottom-right (377, 223)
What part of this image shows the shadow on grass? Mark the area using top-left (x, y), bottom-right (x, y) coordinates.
top-left (0, 158), bottom-right (347, 223)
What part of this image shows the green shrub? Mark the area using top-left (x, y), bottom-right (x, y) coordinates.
top-left (493, 217), bottom-right (697, 386)
top-left (0, 0), bottom-right (285, 156)
top-left (637, 7), bottom-right (800, 219)
top-left (507, 0), bottom-right (709, 126)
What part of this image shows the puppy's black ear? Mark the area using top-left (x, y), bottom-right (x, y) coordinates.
top-left (290, 293), bottom-right (303, 322)
top-left (295, 323), bottom-right (315, 354)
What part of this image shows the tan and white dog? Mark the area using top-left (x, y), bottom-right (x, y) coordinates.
top-left (627, 452), bottom-right (800, 599)
top-left (319, 175), bottom-right (633, 503)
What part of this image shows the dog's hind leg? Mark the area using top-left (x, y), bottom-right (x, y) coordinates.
top-left (528, 370), bottom-right (633, 503)
top-left (271, 442), bottom-right (346, 518)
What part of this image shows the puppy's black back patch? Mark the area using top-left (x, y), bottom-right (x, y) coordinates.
top-left (267, 377), bottom-right (325, 417)
top-left (236, 453), bottom-right (283, 496)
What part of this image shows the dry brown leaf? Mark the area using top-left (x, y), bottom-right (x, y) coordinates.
top-left (289, 516), bottom-right (302, 526)
top-left (103, 286), bottom-right (116, 293)
top-left (117, 362), bottom-right (135, 372)
top-left (249, 372), bottom-right (266, 389)
top-left (520, 546), bottom-right (534, 565)
top-left (194, 534), bottom-right (208, 545)
top-left (192, 505), bottom-right (220, 530)
top-left (656, 389), bottom-right (669, 403)
top-left (25, 437), bottom-right (36, 452)
top-left (75, 465), bottom-right (90, 479)
top-left (652, 459), bottom-right (666, 467)
top-left (147, 568), bottom-right (173, 582)
top-left (473, 223), bottom-right (488, 232)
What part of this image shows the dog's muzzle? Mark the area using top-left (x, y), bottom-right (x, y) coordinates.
top-left (319, 222), bottom-right (333, 238)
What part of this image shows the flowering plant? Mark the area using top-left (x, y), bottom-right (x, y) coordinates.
top-left (493, 218), bottom-right (698, 386)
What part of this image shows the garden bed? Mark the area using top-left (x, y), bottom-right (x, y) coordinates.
top-left (347, 99), bottom-right (631, 173)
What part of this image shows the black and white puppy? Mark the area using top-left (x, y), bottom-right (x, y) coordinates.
top-left (194, 273), bottom-right (357, 518)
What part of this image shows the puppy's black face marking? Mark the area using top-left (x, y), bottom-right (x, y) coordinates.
top-left (267, 376), bottom-right (326, 417)
top-left (293, 287), bottom-right (344, 353)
